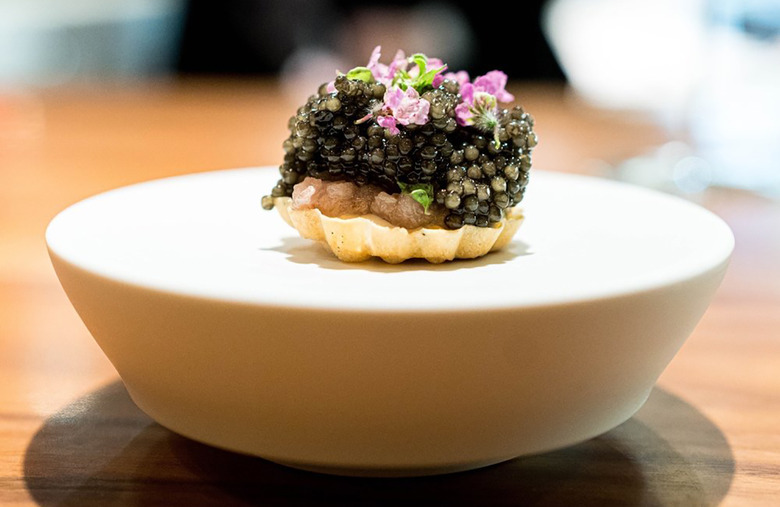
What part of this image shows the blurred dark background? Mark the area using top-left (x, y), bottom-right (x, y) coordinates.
top-left (2, 0), bottom-right (779, 195)
top-left (176, 0), bottom-right (565, 80)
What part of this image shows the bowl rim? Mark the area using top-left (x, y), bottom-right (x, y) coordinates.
top-left (46, 167), bottom-right (735, 312)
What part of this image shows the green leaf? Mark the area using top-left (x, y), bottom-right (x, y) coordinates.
top-left (409, 188), bottom-right (434, 213)
top-left (345, 66), bottom-right (374, 83)
top-left (397, 181), bottom-right (435, 214)
top-left (393, 69), bottom-right (411, 90)
top-left (412, 67), bottom-right (444, 92)
top-left (410, 53), bottom-right (428, 73)
top-left (407, 53), bottom-right (446, 93)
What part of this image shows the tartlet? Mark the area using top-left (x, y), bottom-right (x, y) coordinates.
top-left (262, 46), bottom-right (537, 263)
top-left (273, 195), bottom-right (524, 264)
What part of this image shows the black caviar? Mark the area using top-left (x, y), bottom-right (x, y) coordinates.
top-left (262, 74), bottom-right (537, 229)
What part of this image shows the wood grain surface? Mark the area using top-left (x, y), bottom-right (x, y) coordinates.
top-left (1, 79), bottom-right (778, 506)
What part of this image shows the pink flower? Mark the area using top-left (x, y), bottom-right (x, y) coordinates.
top-left (454, 101), bottom-right (473, 126)
top-left (389, 50), bottom-right (408, 73)
top-left (473, 70), bottom-right (514, 103)
top-left (455, 91), bottom-right (498, 127)
top-left (460, 81), bottom-right (474, 105)
top-left (455, 89), bottom-right (502, 147)
top-left (367, 46), bottom-right (407, 86)
top-left (440, 70), bottom-right (470, 86)
top-left (455, 70), bottom-right (514, 126)
top-left (455, 81), bottom-right (481, 125)
top-left (376, 115), bottom-right (399, 135)
top-left (367, 45), bottom-right (381, 68)
top-left (384, 86), bottom-right (430, 126)
top-left (426, 57), bottom-right (446, 70)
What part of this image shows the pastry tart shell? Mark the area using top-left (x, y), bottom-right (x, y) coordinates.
top-left (273, 197), bottom-right (524, 263)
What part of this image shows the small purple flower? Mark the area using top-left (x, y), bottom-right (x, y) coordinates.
top-left (456, 90), bottom-right (504, 148)
top-left (455, 82), bottom-right (483, 126)
top-left (441, 70), bottom-right (470, 86)
top-left (426, 57), bottom-right (446, 70)
top-left (389, 50), bottom-right (408, 76)
top-left (455, 70), bottom-right (514, 127)
top-left (367, 46), bottom-right (408, 86)
top-left (367, 45), bottom-right (382, 68)
top-left (384, 86), bottom-right (430, 126)
top-left (376, 115), bottom-right (399, 135)
top-left (454, 101), bottom-right (473, 126)
top-left (459, 82), bottom-right (474, 108)
top-left (332, 47), bottom-right (518, 138)
top-left (455, 91), bottom-right (498, 129)
top-left (473, 70), bottom-right (514, 103)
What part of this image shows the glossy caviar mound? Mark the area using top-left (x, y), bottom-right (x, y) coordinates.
top-left (262, 46), bottom-right (537, 230)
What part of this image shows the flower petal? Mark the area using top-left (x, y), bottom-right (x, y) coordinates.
top-left (443, 70), bottom-right (470, 86)
top-left (388, 49), bottom-right (408, 76)
top-left (377, 115), bottom-right (399, 135)
top-left (473, 70), bottom-right (514, 103)
top-left (385, 86), bottom-right (429, 126)
top-left (430, 62), bottom-right (449, 88)
top-left (367, 45), bottom-right (396, 85)
top-left (455, 102), bottom-right (473, 126)
top-left (460, 82), bottom-right (474, 104)
top-left (383, 86), bottom-right (405, 111)
top-left (427, 57), bottom-right (445, 69)
top-left (367, 46), bottom-right (382, 68)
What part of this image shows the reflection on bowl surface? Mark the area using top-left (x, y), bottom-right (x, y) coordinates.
top-left (46, 168), bottom-right (733, 476)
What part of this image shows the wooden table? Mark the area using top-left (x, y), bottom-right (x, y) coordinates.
top-left (1, 79), bottom-right (778, 505)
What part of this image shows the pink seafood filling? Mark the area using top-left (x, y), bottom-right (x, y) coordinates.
top-left (291, 177), bottom-right (445, 229)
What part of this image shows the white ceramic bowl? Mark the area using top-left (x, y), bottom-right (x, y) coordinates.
top-left (46, 168), bottom-right (733, 476)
